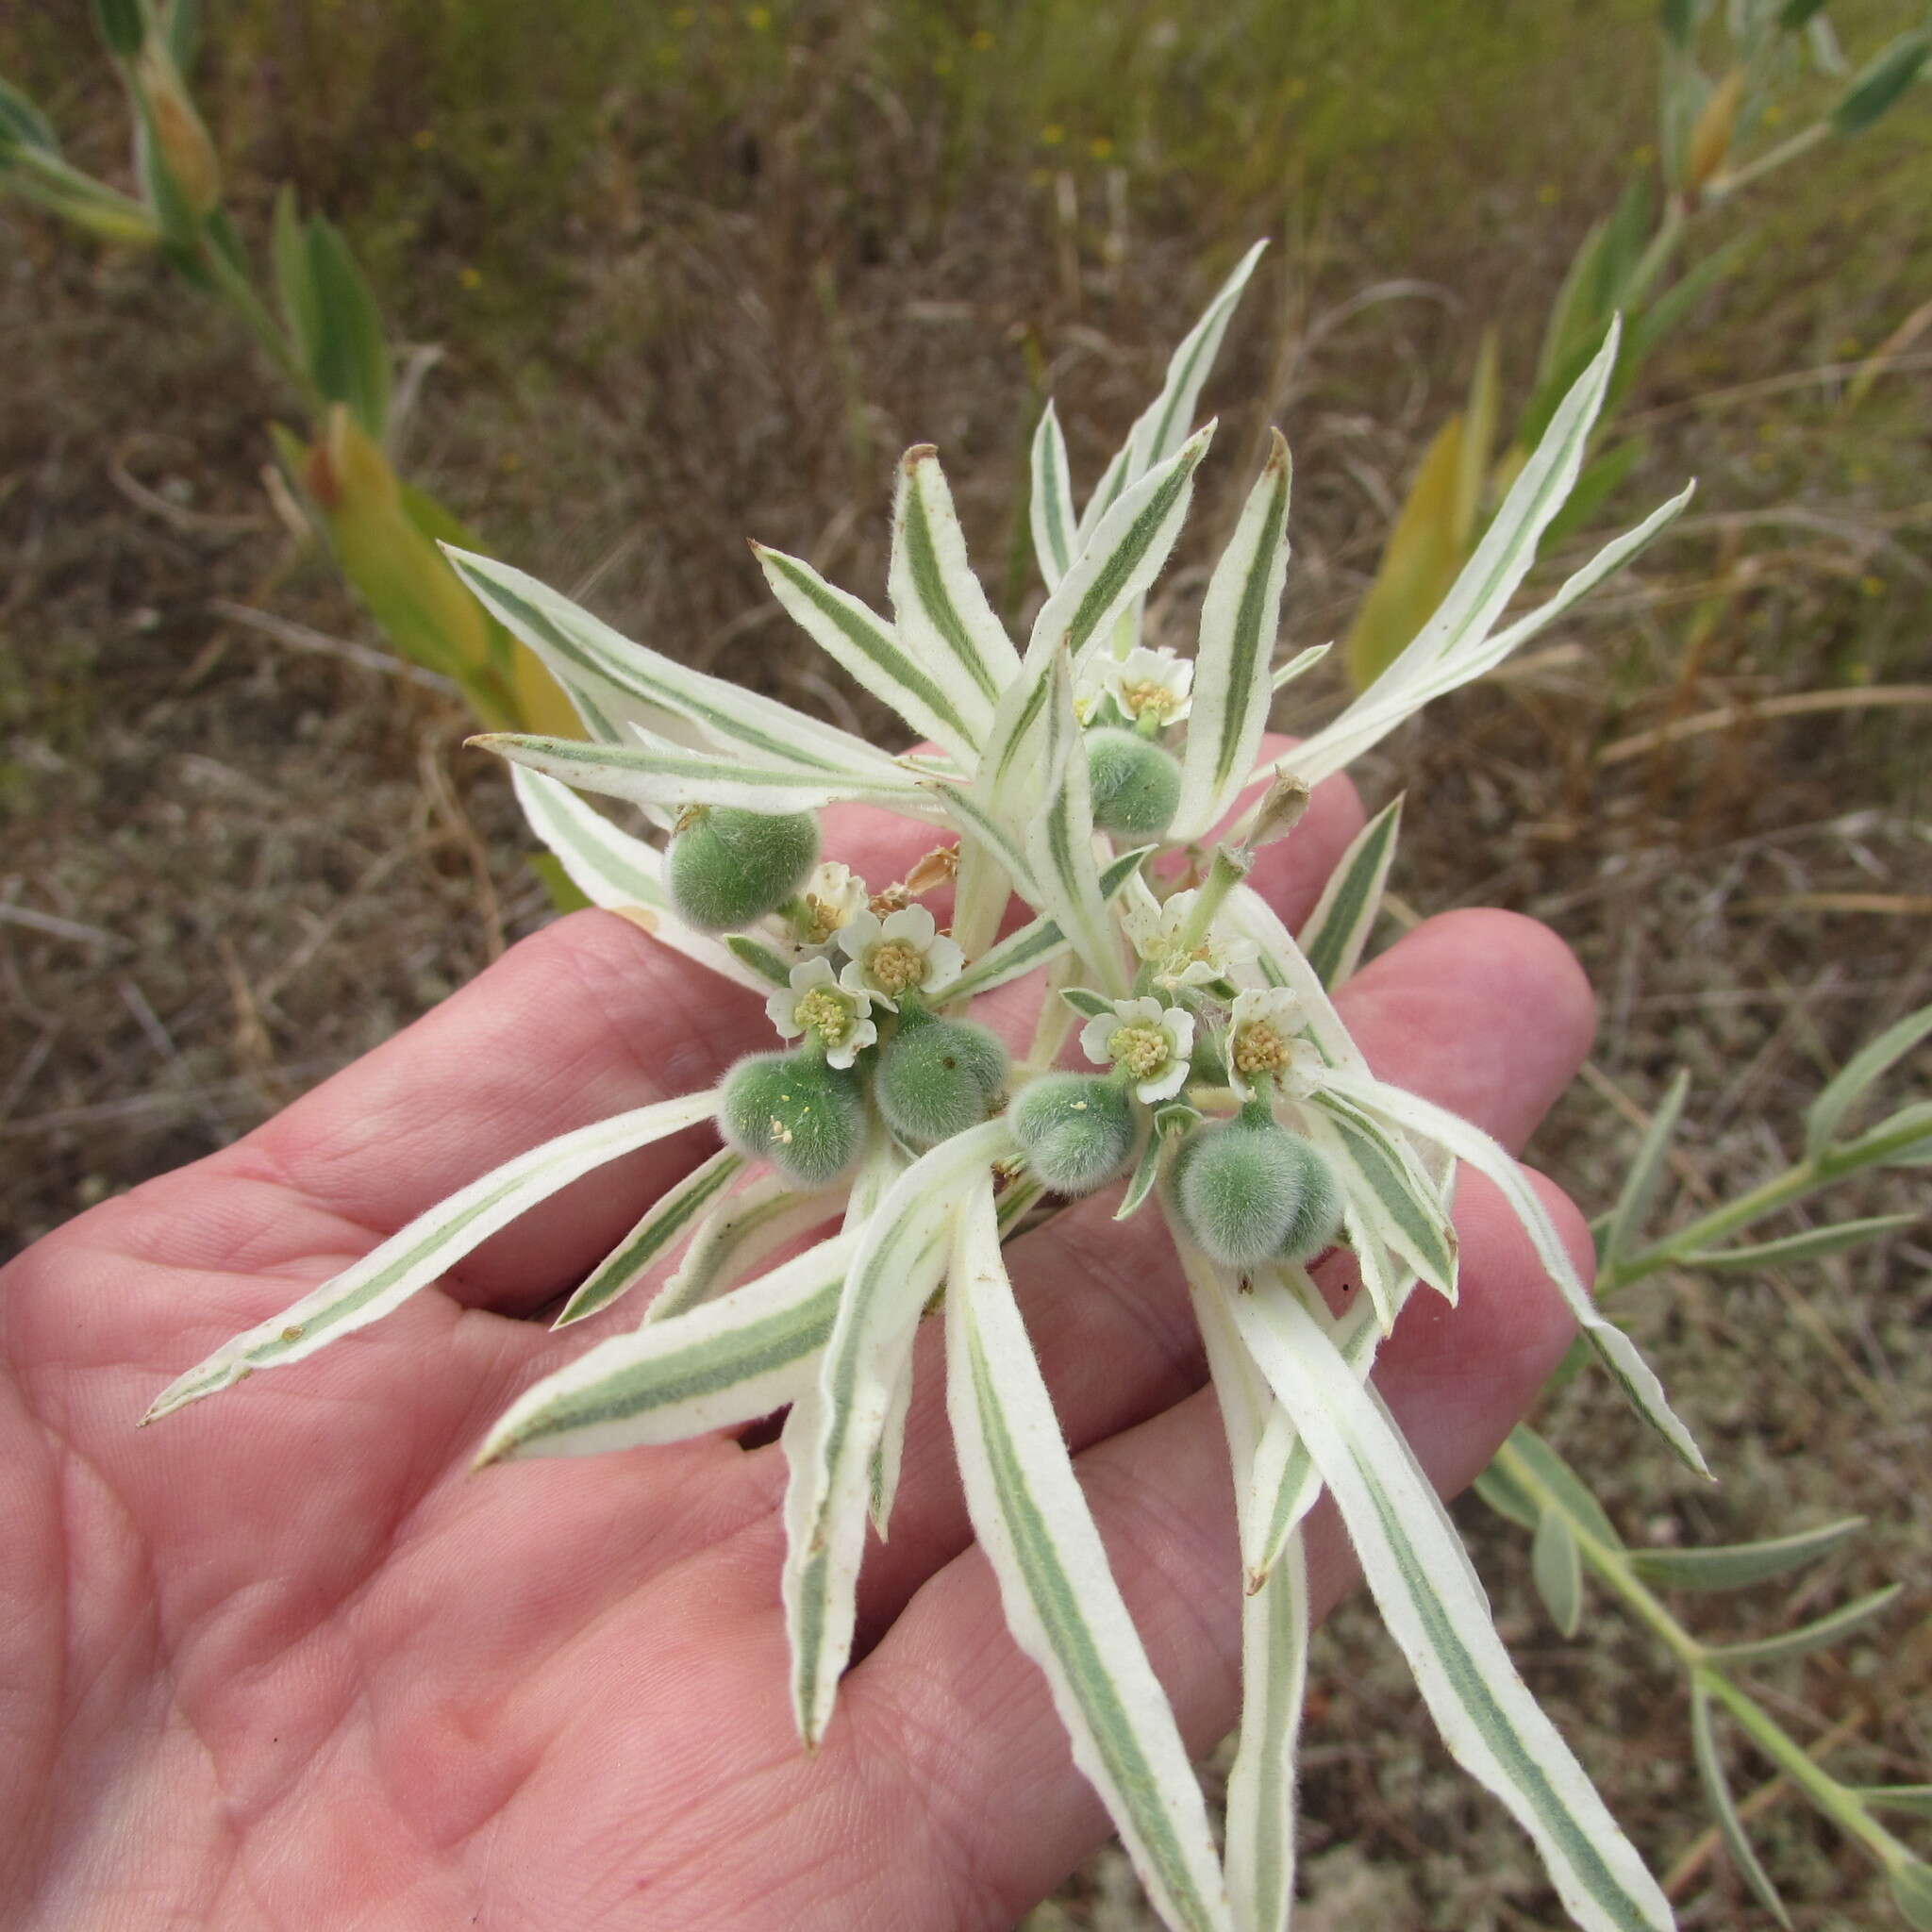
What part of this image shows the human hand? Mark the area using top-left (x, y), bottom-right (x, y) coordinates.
top-left (0, 758), bottom-right (1595, 1929)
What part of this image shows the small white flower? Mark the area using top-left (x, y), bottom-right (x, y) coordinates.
top-left (1120, 888), bottom-right (1257, 990)
top-left (1078, 995), bottom-right (1196, 1104)
top-left (794, 861), bottom-right (869, 945)
top-left (834, 903), bottom-right (965, 1008)
top-left (1224, 986), bottom-right (1321, 1102)
top-left (766, 956), bottom-right (877, 1069)
top-left (1075, 645), bottom-right (1195, 727)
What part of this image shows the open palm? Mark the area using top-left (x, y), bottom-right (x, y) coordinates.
top-left (1, 768), bottom-right (1598, 1929)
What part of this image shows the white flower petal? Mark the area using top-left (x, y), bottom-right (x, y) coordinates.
top-left (825, 1015), bottom-right (878, 1071)
top-left (834, 908), bottom-right (884, 962)
top-left (882, 905), bottom-right (938, 949)
top-left (1079, 1014), bottom-right (1118, 1066)
top-left (923, 935), bottom-right (966, 992)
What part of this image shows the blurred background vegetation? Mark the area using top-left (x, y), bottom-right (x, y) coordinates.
top-left (2, 2), bottom-right (1927, 1925)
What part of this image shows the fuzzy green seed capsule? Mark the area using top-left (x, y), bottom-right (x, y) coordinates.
top-left (666, 807), bottom-right (820, 932)
top-left (875, 1012), bottom-right (1008, 1150)
top-left (1010, 1073), bottom-right (1136, 1196)
top-left (1085, 728), bottom-right (1182, 841)
top-left (721, 1050), bottom-right (864, 1189)
top-left (1173, 1120), bottom-right (1341, 1269)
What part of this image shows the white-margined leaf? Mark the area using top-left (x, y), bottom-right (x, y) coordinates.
top-left (1598, 1068), bottom-right (1690, 1271)
top-left (554, 1147), bottom-right (747, 1326)
top-left (929, 776), bottom-right (1041, 899)
top-left (1230, 1279), bottom-right (1676, 1932)
top-left (1115, 1120), bottom-right (1168, 1222)
top-left (1224, 1531), bottom-right (1309, 1932)
top-left (1678, 1214), bottom-right (1919, 1272)
top-left (508, 766), bottom-right (769, 993)
top-left (444, 545), bottom-right (904, 783)
top-left (1033, 426), bottom-right (1215, 675)
top-left (891, 445), bottom-right (1019, 736)
top-left (144, 1090), bottom-right (720, 1423)
top-left (724, 934), bottom-right (794, 989)
top-left (1030, 400), bottom-right (1077, 588)
top-left (1076, 238), bottom-right (1267, 542)
top-left (869, 1342), bottom-right (916, 1539)
top-left (1262, 328), bottom-right (1690, 801)
top-left (755, 541), bottom-right (983, 764)
top-left (475, 1230), bottom-right (851, 1462)
top-left (1296, 794), bottom-right (1404, 991)
top-left (1272, 641), bottom-right (1329, 691)
top-left (1690, 1679), bottom-right (1793, 1927)
top-left (1626, 1518), bottom-right (1865, 1593)
top-left (947, 1179), bottom-right (1236, 1932)
top-left (787, 1120), bottom-right (1011, 1743)
top-left (1329, 1070), bottom-right (1710, 1479)
top-left (1705, 1585), bottom-right (1902, 1668)
top-left (479, 729), bottom-right (941, 821)
top-left (1807, 1001), bottom-right (1932, 1157)
top-left (1173, 430), bottom-right (1294, 841)
top-left (1061, 986), bottom-right (1115, 1020)
top-left (1304, 1090), bottom-right (1458, 1313)
top-left (942, 845), bottom-right (1153, 1006)
top-left (1025, 653), bottom-right (1129, 995)
top-left (650, 1171), bottom-right (842, 1326)
top-left (1533, 1507), bottom-right (1586, 1638)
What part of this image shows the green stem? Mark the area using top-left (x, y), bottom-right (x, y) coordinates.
top-left (1705, 119), bottom-right (1830, 200)
top-left (1493, 1437), bottom-right (1913, 1881)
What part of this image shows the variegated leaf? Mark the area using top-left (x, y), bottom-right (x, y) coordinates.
top-left (1173, 430), bottom-right (1294, 841)
top-left (444, 545), bottom-right (903, 782)
top-left (1304, 1089), bottom-right (1458, 1309)
top-left (1224, 1532), bottom-right (1309, 1932)
top-left (476, 1231), bottom-right (851, 1462)
top-left (554, 1147), bottom-right (747, 1326)
top-left (1029, 399), bottom-right (1077, 589)
top-left (787, 1120), bottom-right (1011, 1743)
top-left (755, 541), bottom-right (982, 765)
top-left (1326, 1070), bottom-right (1710, 1479)
top-left (1296, 793), bottom-right (1404, 991)
top-left (948, 1179), bottom-right (1236, 1932)
top-left (145, 1090), bottom-right (720, 1422)
top-left (650, 1170), bottom-right (842, 1326)
top-left (1076, 239), bottom-right (1267, 541)
top-left (1230, 1280), bottom-right (1676, 1932)
top-left (1033, 427), bottom-right (1214, 674)
top-left (890, 445), bottom-right (1019, 736)
top-left (480, 729), bottom-right (941, 821)
top-left (509, 766), bottom-right (768, 993)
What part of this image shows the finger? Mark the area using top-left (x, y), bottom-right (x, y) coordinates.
top-left (849, 907), bottom-right (1593, 1635)
top-left (836, 1166), bottom-right (1591, 1928)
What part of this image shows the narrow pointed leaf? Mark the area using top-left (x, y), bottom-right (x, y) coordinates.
top-left (1230, 1282), bottom-right (1676, 1932)
top-left (1306, 1090), bottom-right (1458, 1306)
top-left (788, 1121), bottom-right (1010, 1742)
top-left (947, 1181), bottom-right (1236, 1932)
top-left (1474, 1461), bottom-right (1542, 1534)
top-left (481, 730), bottom-right (936, 820)
top-left (1297, 794), bottom-right (1404, 991)
top-left (1224, 1532), bottom-right (1310, 1932)
top-left (756, 541), bottom-right (981, 763)
top-left (1224, 884), bottom-right (1370, 1074)
top-left (1690, 1681), bottom-right (1793, 1927)
top-left (890, 445), bottom-right (1019, 732)
top-left (145, 1091), bottom-right (719, 1422)
top-left (651, 1171), bottom-right (841, 1326)
top-left (1599, 1069), bottom-right (1690, 1270)
top-left (1705, 1585), bottom-right (1902, 1667)
top-left (1330, 1071), bottom-right (1709, 1478)
top-left (1626, 1517), bottom-right (1865, 1592)
top-left (1272, 641), bottom-right (1329, 691)
top-left (554, 1148), bottom-right (746, 1326)
top-left (1855, 1788), bottom-right (1932, 1819)
top-left (1174, 431), bottom-right (1294, 840)
top-left (1025, 654), bottom-right (1127, 994)
top-left (1034, 427), bottom-right (1214, 674)
top-left (724, 934), bottom-right (794, 989)
top-left (478, 1232), bottom-right (850, 1462)
top-left (1533, 1507), bottom-right (1586, 1638)
top-left (1502, 1426), bottom-right (1625, 1551)
top-left (1030, 400), bottom-right (1077, 588)
top-left (1807, 1001), bottom-right (1932, 1158)
top-left (508, 766), bottom-right (768, 993)
top-left (445, 546), bottom-right (904, 782)
top-left (943, 846), bottom-right (1153, 1005)
top-left (868, 1345), bottom-right (916, 1539)
top-left (1679, 1214), bottom-right (1919, 1272)
top-left (1078, 238), bottom-right (1265, 541)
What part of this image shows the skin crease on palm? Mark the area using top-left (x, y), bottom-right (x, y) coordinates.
top-left (0, 737), bottom-right (1601, 1931)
